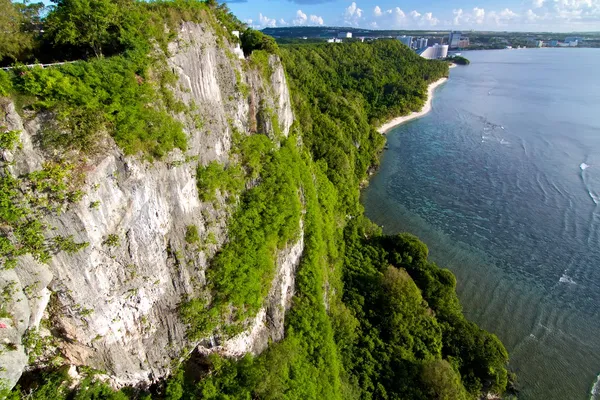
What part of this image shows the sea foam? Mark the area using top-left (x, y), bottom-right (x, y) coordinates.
top-left (589, 191), bottom-right (600, 205)
top-left (559, 273), bottom-right (576, 285)
top-left (590, 373), bottom-right (600, 400)
top-left (581, 163), bottom-right (591, 171)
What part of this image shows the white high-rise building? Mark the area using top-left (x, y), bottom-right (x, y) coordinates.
top-left (397, 35), bottom-right (413, 48)
top-left (417, 44), bottom-right (449, 59)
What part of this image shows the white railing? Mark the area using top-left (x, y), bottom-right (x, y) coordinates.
top-left (1, 61), bottom-right (78, 71)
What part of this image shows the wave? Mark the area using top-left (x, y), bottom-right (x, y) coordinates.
top-left (591, 373), bottom-right (600, 400)
top-left (589, 190), bottom-right (600, 205)
top-left (580, 163), bottom-right (598, 205)
top-left (559, 272), bottom-right (576, 285)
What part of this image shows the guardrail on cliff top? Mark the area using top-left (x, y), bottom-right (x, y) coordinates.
top-left (1, 61), bottom-right (78, 71)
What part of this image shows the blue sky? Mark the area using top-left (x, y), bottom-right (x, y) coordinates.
top-left (225, 0), bottom-right (600, 32)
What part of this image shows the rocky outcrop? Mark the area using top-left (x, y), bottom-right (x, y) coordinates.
top-left (0, 19), bottom-right (295, 390)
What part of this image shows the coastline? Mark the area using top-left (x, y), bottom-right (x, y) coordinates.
top-left (377, 77), bottom-right (448, 134)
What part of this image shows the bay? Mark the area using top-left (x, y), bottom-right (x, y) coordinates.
top-left (362, 48), bottom-right (600, 400)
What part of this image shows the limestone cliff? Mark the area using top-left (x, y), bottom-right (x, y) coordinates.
top-left (0, 20), bottom-right (298, 389)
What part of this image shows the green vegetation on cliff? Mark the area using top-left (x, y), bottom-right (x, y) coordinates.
top-left (2, 1), bottom-right (511, 399)
top-left (166, 38), bottom-right (508, 400)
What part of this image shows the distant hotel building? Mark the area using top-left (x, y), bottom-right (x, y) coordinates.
top-left (416, 38), bottom-right (428, 49)
top-left (448, 31), bottom-right (462, 49)
top-left (417, 44), bottom-right (449, 60)
top-left (565, 36), bottom-right (583, 44)
top-left (338, 32), bottom-right (353, 39)
top-left (397, 35), bottom-right (413, 48)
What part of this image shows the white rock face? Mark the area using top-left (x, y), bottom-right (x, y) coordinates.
top-left (0, 20), bottom-right (296, 390)
top-left (269, 55), bottom-right (294, 137)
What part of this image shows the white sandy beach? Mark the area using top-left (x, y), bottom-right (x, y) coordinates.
top-left (377, 77), bottom-right (448, 134)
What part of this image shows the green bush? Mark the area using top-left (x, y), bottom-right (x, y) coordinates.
top-left (102, 234), bottom-right (120, 248)
top-left (196, 161), bottom-right (244, 202)
top-left (185, 225), bottom-right (200, 244)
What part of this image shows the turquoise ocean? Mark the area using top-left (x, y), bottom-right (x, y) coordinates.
top-left (362, 48), bottom-right (600, 399)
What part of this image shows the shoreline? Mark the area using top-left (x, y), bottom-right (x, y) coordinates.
top-left (377, 77), bottom-right (448, 134)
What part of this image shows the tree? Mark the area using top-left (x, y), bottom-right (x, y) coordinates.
top-left (0, 0), bottom-right (40, 63)
top-left (45, 0), bottom-right (120, 58)
top-left (241, 28), bottom-right (279, 57)
top-left (421, 360), bottom-right (469, 400)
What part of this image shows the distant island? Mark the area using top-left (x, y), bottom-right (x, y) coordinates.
top-left (446, 55), bottom-right (470, 65)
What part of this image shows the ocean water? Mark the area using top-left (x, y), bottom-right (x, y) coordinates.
top-left (362, 48), bottom-right (600, 400)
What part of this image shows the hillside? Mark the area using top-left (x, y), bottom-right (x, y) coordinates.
top-left (0, 1), bottom-right (510, 399)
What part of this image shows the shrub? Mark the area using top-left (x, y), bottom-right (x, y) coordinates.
top-left (185, 225), bottom-right (200, 244)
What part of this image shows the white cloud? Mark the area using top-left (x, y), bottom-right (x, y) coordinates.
top-left (293, 9), bottom-right (324, 26)
top-left (453, 7), bottom-right (487, 26)
top-left (421, 12), bottom-right (440, 26)
top-left (453, 8), bottom-right (464, 25)
top-left (393, 7), bottom-right (406, 20)
top-left (526, 9), bottom-right (541, 20)
top-left (368, 4), bottom-right (440, 27)
top-left (293, 10), bottom-right (307, 25)
top-left (259, 13), bottom-right (277, 28)
top-left (345, 2), bottom-right (363, 18)
top-left (473, 7), bottom-right (486, 24)
top-left (487, 8), bottom-right (519, 25)
top-left (310, 14), bottom-right (325, 25)
top-left (408, 10), bottom-right (439, 26)
top-left (344, 2), bottom-right (364, 25)
top-left (261, 0), bottom-right (600, 31)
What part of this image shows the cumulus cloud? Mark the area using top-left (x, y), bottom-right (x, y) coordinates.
top-left (259, 13), bottom-right (277, 28)
top-left (293, 9), bottom-right (308, 25)
top-left (473, 7), bottom-right (486, 24)
top-left (421, 12), bottom-right (440, 25)
top-left (453, 7), bottom-right (487, 26)
top-left (310, 14), bottom-right (325, 25)
top-left (487, 8), bottom-right (519, 25)
top-left (345, 2), bottom-right (363, 18)
top-left (526, 9), bottom-right (541, 20)
top-left (453, 8), bottom-right (464, 25)
top-left (344, 2), bottom-right (364, 25)
top-left (369, 4), bottom-right (438, 27)
top-left (250, 0), bottom-right (600, 32)
top-left (293, 9), bottom-right (325, 26)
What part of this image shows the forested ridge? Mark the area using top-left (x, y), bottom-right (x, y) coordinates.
top-left (1, 1), bottom-right (512, 399)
